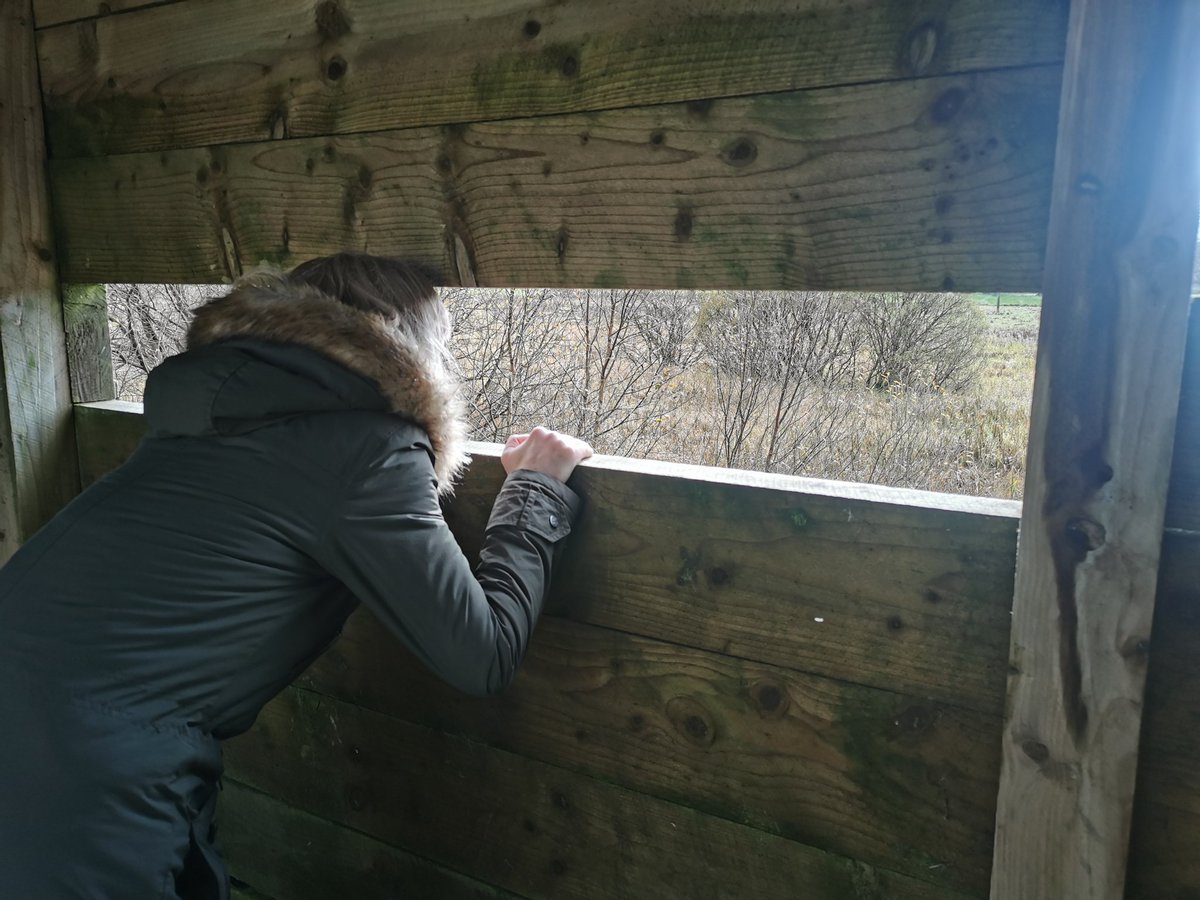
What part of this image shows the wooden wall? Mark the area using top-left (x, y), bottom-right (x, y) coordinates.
top-left (33, 0), bottom-right (1068, 290)
top-left (77, 402), bottom-right (1016, 898)
top-left (33, 0), bottom-right (1200, 896)
top-left (74, 304), bottom-right (1200, 899)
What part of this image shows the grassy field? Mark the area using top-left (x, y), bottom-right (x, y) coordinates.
top-left (704, 302), bottom-right (1038, 499)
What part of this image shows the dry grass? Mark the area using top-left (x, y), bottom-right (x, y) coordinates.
top-left (596, 303), bottom-right (1037, 500)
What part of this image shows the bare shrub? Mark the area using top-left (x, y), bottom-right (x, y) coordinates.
top-left (856, 292), bottom-right (986, 391)
top-left (698, 291), bottom-right (861, 470)
top-left (442, 287), bottom-right (563, 442)
top-left (108, 284), bottom-right (218, 399)
top-left (106, 281), bottom-right (1031, 499)
top-left (549, 288), bottom-right (703, 456)
top-left (444, 287), bottom-right (702, 457)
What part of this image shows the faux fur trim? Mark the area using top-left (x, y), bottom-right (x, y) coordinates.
top-left (187, 272), bottom-right (469, 493)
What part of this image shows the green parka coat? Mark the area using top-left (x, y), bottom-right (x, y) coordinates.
top-left (0, 278), bottom-right (581, 898)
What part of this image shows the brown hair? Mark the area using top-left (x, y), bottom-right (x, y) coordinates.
top-left (288, 252), bottom-right (442, 320)
top-left (288, 251), bottom-right (453, 358)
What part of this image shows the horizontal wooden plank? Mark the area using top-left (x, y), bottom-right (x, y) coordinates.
top-left (224, 686), bottom-right (974, 900)
top-left (302, 611), bottom-right (1000, 893)
top-left (1164, 300), bottom-right (1199, 532)
top-left (220, 780), bottom-right (520, 900)
top-left (456, 455), bottom-right (1020, 717)
top-left (32, 0), bottom-right (179, 29)
top-left (1126, 531), bottom-right (1200, 899)
top-left (36, 0), bottom-right (1069, 158)
top-left (50, 65), bottom-right (1060, 291)
top-left (73, 402), bottom-right (1021, 714)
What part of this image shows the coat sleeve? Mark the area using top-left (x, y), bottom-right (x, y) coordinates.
top-left (314, 439), bottom-right (582, 696)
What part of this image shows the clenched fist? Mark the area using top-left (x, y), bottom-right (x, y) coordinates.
top-left (501, 427), bottom-right (593, 483)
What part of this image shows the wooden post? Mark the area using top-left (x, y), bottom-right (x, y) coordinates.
top-left (990, 2), bottom-right (1200, 898)
top-left (0, 0), bottom-right (80, 559)
top-left (62, 285), bottom-right (114, 403)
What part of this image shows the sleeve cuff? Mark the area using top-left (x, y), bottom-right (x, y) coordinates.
top-left (486, 469), bottom-right (583, 542)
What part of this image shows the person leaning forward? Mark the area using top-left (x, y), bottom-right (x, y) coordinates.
top-left (0, 253), bottom-right (593, 899)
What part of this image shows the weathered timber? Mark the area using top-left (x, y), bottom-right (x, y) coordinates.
top-left (33, 0), bottom-right (180, 28)
top-left (74, 403), bottom-right (1021, 714)
top-left (1126, 532), bottom-right (1200, 899)
top-left (223, 686), bottom-right (973, 900)
top-left (1164, 301), bottom-right (1199, 533)
top-left (49, 66), bottom-right (1061, 291)
top-left (0, 0), bottom-right (79, 559)
top-left (62, 285), bottom-right (114, 403)
top-left (220, 780), bottom-right (519, 900)
top-left (451, 451), bottom-right (1019, 716)
top-left (989, 3), bottom-right (1200, 899)
top-left (74, 400), bottom-right (144, 485)
top-left (302, 611), bottom-right (1000, 893)
top-left (36, 0), bottom-right (1069, 158)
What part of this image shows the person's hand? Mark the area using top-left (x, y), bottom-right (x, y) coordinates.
top-left (501, 427), bottom-right (593, 483)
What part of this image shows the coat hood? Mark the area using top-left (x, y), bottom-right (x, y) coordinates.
top-left (143, 273), bottom-right (469, 491)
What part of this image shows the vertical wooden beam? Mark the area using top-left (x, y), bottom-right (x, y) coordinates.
top-left (62, 284), bottom-right (114, 403)
top-left (0, 0), bottom-right (79, 558)
top-left (991, 2), bottom-right (1200, 898)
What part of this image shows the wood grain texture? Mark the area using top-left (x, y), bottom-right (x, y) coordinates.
top-left (220, 780), bottom-right (521, 900)
top-left (49, 66), bottom-right (1061, 292)
top-left (224, 685), bottom-right (974, 900)
top-left (74, 400), bottom-right (144, 485)
top-left (35, 0), bottom-right (1069, 158)
top-left (0, 0), bottom-right (80, 559)
top-left (301, 611), bottom-right (1001, 893)
top-left (71, 405), bottom-right (1021, 714)
top-left (452, 450), bottom-right (1019, 717)
top-left (1164, 301), bottom-right (1199, 533)
top-left (1126, 532), bottom-right (1200, 899)
top-left (62, 284), bottom-right (114, 403)
top-left (989, 3), bottom-right (1200, 898)
top-left (33, 0), bottom-right (181, 29)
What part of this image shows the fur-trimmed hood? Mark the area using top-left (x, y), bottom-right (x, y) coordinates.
top-left (145, 273), bottom-right (468, 492)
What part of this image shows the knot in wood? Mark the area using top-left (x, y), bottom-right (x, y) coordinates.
top-left (905, 22), bottom-right (941, 76)
top-left (666, 696), bottom-right (716, 747)
top-left (325, 56), bottom-right (348, 82)
top-left (750, 679), bottom-right (790, 719)
top-left (674, 206), bottom-right (694, 241)
top-left (721, 137), bottom-right (758, 167)
top-left (1065, 516), bottom-right (1106, 553)
top-left (1021, 739), bottom-right (1050, 764)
